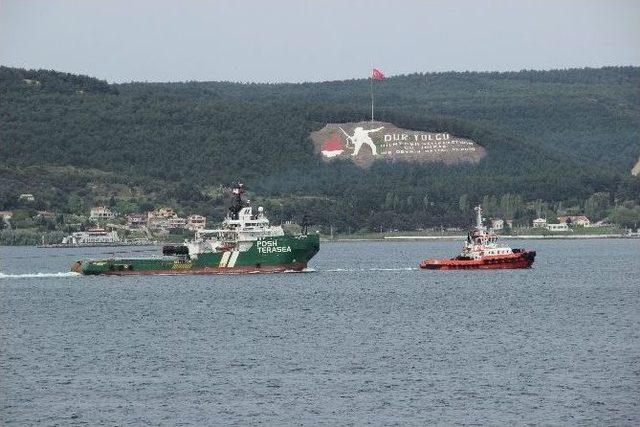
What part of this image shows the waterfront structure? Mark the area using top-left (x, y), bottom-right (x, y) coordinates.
top-left (558, 215), bottom-right (590, 226)
top-left (546, 223), bottom-right (569, 232)
top-left (43, 227), bottom-right (153, 248)
top-left (62, 228), bottom-right (121, 245)
top-left (532, 218), bottom-right (547, 228)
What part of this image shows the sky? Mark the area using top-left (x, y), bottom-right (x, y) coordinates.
top-left (1, 0), bottom-right (639, 83)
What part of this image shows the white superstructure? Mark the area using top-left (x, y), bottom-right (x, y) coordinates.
top-left (457, 206), bottom-right (513, 260)
top-left (186, 206), bottom-right (284, 256)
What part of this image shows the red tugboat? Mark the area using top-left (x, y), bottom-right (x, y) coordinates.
top-left (420, 206), bottom-right (536, 270)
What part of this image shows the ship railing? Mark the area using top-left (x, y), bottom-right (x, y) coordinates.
top-left (196, 228), bottom-right (239, 235)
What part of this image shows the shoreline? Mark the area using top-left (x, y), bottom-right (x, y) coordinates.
top-left (323, 234), bottom-right (639, 242)
top-left (1, 234), bottom-right (638, 247)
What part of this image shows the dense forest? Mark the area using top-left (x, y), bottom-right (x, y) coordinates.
top-left (1, 66), bottom-right (639, 232)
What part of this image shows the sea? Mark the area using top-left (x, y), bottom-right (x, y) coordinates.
top-left (1, 239), bottom-right (638, 426)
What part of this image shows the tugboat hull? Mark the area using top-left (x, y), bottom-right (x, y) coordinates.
top-left (420, 250), bottom-right (536, 270)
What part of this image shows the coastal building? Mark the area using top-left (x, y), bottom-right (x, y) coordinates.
top-left (558, 215), bottom-right (590, 226)
top-left (90, 206), bottom-right (116, 221)
top-left (62, 228), bottom-right (120, 245)
top-left (0, 211), bottom-right (12, 227)
top-left (187, 214), bottom-right (207, 231)
top-left (125, 214), bottom-right (147, 228)
top-left (168, 217), bottom-right (187, 229)
top-left (491, 219), bottom-right (504, 230)
top-left (147, 218), bottom-right (170, 230)
top-left (532, 218), bottom-right (547, 228)
top-left (491, 219), bottom-right (513, 230)
top-left (148, 217), bottom-right (187, 231)
top-left (147, 208), bottom-right (176, 220)
top-left (546, 223), bottom-right (569, 232)
top-left (146, 208), bottom-right (192, 232)
top-left (36, 210), bottom-right (56, 220)
top-left (586, 219), bottom-right (611, 228)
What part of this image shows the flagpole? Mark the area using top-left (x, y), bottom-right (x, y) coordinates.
top-left (370, 71), bottom-right (374, 122)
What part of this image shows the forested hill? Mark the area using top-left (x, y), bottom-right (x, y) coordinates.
top-left (1, 66), bottom-right (639, 231)
top-left (120, 66), bottom-right (640, 169)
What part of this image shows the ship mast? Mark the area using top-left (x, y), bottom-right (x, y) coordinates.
top-left (228, 183), bottom-right (245, 220)
top-left (474, 205), bottom-right (484, 229)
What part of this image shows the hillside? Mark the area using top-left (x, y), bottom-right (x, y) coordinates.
top-left (1, 66), bottom-right (639, 231)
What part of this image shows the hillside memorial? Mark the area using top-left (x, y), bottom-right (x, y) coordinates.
top-left (310, 121), bottom-right (486, 167)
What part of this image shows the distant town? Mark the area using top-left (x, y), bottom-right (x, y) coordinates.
top-left (0, 192), bottom-right (210, 246)
top-left (0, 191), bottom-right (636, 246)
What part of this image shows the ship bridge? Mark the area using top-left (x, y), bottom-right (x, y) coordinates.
top-left (227, 206), bottom-right (270, 228)
top-left (190, 205), bottom-right (284, 254)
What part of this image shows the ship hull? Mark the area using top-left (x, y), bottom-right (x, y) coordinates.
top-left (73, 234), bottom-right (319, 276)
top-left (73, 262), bottom-right (308, 276)
top-left (420, 250), bottom-right (536, 270)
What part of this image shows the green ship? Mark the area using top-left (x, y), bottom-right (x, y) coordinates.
top-left (73, 184), bottom-right (319, 276)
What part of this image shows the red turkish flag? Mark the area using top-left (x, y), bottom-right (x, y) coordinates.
top-left (372, 68), bottom-right (385, 80)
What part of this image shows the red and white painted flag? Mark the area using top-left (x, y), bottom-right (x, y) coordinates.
top-left (372, 68), bottom-right (385, 80)
top-left (321, 132), bottom-right (344, 158)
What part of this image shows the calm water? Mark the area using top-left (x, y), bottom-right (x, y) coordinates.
top-left (1, 239), bottom-right (639, 426)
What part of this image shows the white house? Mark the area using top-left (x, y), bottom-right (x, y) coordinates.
top-left (532, 218), bottom-right (547, 228)
top-left (546, 223), bottom-right (569, 232)
top-left (491, 219), bottom-right (504, 230)
top-left (19, 193), bottom-right (35, 202)
top-left (558, 215), bottom-right (590, 226)
top-left (586, 219), bottom-right (611, 228)
top-left (90, 206), bottom-right (116, 221)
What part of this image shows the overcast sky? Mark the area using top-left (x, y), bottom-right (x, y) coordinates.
top-left (1, 0), bottom-right (639, 83)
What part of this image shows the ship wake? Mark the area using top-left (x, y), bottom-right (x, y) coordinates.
top-left (321, 267), bottom-right (418, 272)
top-left (0, 272), bottom-right (81, 279)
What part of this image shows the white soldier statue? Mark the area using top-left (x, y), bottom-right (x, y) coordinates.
top-left (340, 126), bottom-right (384, 156)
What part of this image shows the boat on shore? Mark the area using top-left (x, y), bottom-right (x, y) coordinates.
top-left (72, 183), bottom-right (319, 275)
top-left (420, 206), bottom-right (536, 270)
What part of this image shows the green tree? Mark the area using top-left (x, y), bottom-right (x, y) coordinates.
top-left (584, 192), bottom-right (610, 220)
top-left (458, 194), bottom-right (469, 212)
top-left (66, 196), bottom-right (87, 215)
top-left (609, 205), bottom-right (640, 229)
